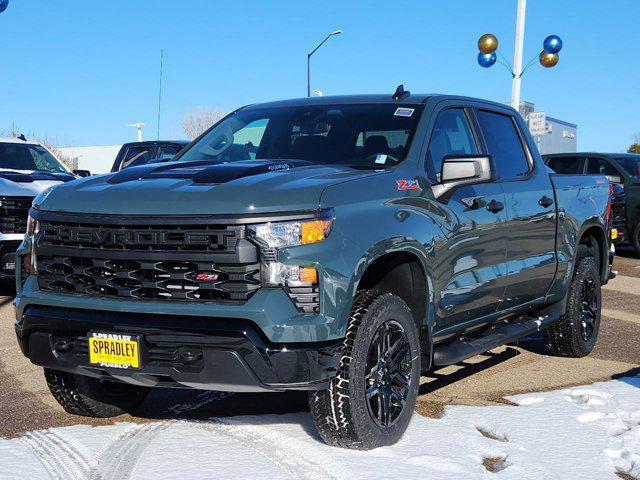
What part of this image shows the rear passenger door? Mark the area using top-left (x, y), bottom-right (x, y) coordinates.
top-left (427, 106), bottom-right (509, 330)
top-left (475, 109), bottom-right (557, 309)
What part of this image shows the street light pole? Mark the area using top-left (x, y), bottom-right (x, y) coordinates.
top-left (510, 0), bottom-right (527, 110)
top-left (307, 29), bottom-right (342, 97)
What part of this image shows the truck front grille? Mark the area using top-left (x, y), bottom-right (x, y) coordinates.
top-left (0, 196), bottom-right (33, 234)
top-left (35, 217), bottom-right (261, 302)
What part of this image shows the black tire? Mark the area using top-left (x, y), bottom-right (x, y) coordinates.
top-left (309, 291), bottom-right (421, 450)
top-left (632, 223), bottom-right (640, 257)
top-left (544, 256), bottom-right (601, 358)
top-left (44, 368), bottom-right (150, 418)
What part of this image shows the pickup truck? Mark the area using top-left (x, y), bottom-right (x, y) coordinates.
top-left (110, 140), bottom-right (190, 172)
top-left (0, 136), bottom-right (77, 279)
top-left (14, 91), bottom-right (613, 450)
top-left (546, 152), bottom-right (640, 254)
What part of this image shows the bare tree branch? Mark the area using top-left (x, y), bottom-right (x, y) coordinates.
top-left (181, 106), bottom-right (225, 140)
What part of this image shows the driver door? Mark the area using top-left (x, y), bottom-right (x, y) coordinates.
top-left (426, 107), bottom-right (509, 332)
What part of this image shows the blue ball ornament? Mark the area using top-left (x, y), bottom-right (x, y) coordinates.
top-left (543, 35), bottom-right (562, 54)
top-left (477, 52), bottom-right (497, 68)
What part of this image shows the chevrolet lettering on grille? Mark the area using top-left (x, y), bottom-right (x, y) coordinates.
top-left (43, 225), bottom-right (234, 248)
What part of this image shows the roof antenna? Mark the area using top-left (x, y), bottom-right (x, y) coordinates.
top-left (392, 84), bottom-right (410, 100)
top-left (17, 134), bottom-right (27, 141)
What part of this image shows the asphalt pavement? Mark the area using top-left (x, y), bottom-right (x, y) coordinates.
top-left (1, 246), bottom-right (638, 438)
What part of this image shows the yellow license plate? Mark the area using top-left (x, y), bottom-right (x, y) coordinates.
top-left (88, 333), bottom-right (140, 369)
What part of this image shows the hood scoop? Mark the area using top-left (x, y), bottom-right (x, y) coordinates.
top-left (107, 160), bottom-right (313, 185)
top-left (0, 170), bottom-right (75, 183)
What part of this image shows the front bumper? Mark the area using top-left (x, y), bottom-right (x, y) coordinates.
top-left (16, 305), bottom-right (342, 392)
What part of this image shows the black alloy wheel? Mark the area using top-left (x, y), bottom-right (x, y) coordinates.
top-left (365, 320), bottom-right (413, 427)
top-left (579, 275), bottom-right (600, 342)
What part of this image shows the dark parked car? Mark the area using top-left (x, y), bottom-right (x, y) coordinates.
top-left (545, 153), bottom-right (640, 252)
top-left (16, 93), bottom-right (612, 450)
top-left (110, 140), bottom-right (190, 172)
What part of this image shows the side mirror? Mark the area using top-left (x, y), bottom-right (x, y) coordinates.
top-left (73, 169), bottom-right (91, 177)
top-left (605, 174), bottom-right (622, 184)
top-left (432, 155), bottom-right (492, 199)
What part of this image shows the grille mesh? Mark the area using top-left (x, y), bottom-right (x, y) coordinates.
top-left (36, 219), bottom-right (261, 302)
top-left (0, 196), bottom-right (33, 234)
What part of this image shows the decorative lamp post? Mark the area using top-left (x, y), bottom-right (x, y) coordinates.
top-left (475, 0), bottom-right (563, 110)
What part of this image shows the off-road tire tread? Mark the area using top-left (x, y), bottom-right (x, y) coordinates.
top-left (44, 368), bottom-right (148, 418)
top-left (309, 290), bottom-right (414, 450)
top-left (544, 257), bottom-right (600, 358)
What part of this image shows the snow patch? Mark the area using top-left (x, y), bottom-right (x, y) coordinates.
top-left (1, 377), bottom-right (639, 479)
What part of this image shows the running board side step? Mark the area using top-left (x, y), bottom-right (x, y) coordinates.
top-left (432, 310), bottom-right (561, 366)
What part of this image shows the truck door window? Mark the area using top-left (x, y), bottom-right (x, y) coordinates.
top-left (427, 109), bottom-right (478, 179)
top-left (476, 110), bottom-right (530, 180)
top-left (616, 156), bottom-right (640, 178)
top-left (586, 158), bottom-right (620, 177)
top-left (120, 146), bottom-right (152, 170)
top-left (545, 156), bottom-right (585, 174)
top-left (157, 146), bottom-right (180, 161)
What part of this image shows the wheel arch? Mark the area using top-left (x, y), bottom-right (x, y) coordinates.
top-left (576, 224), bottom-right (608, 283)
top-left (346, 240), bottom-right (435, 365)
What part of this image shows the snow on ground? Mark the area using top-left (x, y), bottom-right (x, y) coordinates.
top-left (1, 377), bottom-right (639, 480)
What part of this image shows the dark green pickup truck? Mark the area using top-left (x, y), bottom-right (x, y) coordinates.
top-left (545, 152), bottom-right (640, 254)
top-left (14, 91), bottom-right (613, 449)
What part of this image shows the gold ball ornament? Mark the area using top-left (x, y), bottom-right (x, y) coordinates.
top-left (478, 34), bottom-right (499, 54)
top-left (539, 51), bottom-right (559, 68)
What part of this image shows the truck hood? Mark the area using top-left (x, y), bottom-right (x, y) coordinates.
top-left (34, 160), bottom-right (383, 216)
top-left (0, 169), bottom-right (74, 197)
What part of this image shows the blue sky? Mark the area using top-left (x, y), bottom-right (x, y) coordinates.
top-left (0, 0), bottom-right (638, 151)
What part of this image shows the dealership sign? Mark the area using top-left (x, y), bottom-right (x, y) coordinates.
top-left (528, 111), bottom-right (547, 136)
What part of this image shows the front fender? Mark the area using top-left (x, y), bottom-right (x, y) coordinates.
top-left (282, 194), bottom-right (442, 340)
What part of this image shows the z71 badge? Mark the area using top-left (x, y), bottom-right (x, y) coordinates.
top-left (396, 179), bottom-right (421, 191)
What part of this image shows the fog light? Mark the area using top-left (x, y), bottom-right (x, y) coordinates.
top-left (299, 267), bottom-right (317, 284)
top-left (263, 263), bottom-right (318, 287)
top-left (611, 228), bottom-right (618, 240)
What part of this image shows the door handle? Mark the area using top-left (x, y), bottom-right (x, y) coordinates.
top-left (538, 196), bottom-right (554, 208)
top-left (486, 199), bottom-right (504, 213)
top-left (460, 196), bottom-right (483, 209)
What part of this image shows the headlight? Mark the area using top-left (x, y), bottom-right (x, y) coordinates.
top-left (249, 216), bottom-right (331, 291)
top-left (249, 218), bottom-right (332, 248)
top-left (24, 214), bottom-right (39, 275)
top-left (26, 214), bottom-right (39, 237)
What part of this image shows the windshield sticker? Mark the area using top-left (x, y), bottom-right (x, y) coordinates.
top-left (394, 107), bottom-right (415, 117)
top-left (375, 154), bottom-right (388, 164)
top-left (397, 179), bottom-right (421, 191)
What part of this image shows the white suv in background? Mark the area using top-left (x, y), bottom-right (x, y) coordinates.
top-left (0, 136), bottom-right (78, 278)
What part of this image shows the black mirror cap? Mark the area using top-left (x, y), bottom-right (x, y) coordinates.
top-left (73, 169), bottom-right (91, 177)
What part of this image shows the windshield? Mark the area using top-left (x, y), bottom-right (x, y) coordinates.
top-left (177, 104), bottom-right (424, 168)
top-left (0, 143), bottom-right (68, 173)
top-left (616, 156), bottom-right (640, 178)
